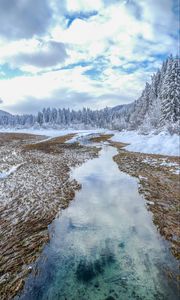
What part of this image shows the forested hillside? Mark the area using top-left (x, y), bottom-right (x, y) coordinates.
top-left (127, 55), bottom-right (179, 133)
top-left (0, 56), bottom-right (179, 133)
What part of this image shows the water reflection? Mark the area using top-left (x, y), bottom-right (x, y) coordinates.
top-left (16, 146), bottom-right (179, 300)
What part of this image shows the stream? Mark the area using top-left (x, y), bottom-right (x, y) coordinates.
top-left (16, 145), bottom-right (179, 300)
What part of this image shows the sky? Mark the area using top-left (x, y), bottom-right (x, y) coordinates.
top-left (0, 0), bottom-right (179, 114)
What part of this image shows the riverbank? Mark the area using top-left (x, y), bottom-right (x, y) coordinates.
top-left (1, 131), bottom-right (179, 299)
top-left (90, 134), bottom-right (179, 264)
top-left (14, 142), bottom-right (179, 300)
top-left (0, 133), bottom-right (100, 300)
top-left (113, 146), bottom-right (179, 266)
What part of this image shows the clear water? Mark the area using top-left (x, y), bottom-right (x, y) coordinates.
top-left (16, 146), bottom-right (179, 300)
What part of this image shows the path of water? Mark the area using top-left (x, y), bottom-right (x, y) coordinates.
top-left (16, 146), bottom-right (179, 300)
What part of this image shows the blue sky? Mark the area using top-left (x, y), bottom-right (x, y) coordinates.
top-left (0, 0), bottom-right (179, 114)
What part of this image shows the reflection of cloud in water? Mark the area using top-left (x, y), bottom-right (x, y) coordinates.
top-left (53, 146), bottom-right (173, 259)
top-left (58, 147), bottom-right (153, 258)
top-left (18, 145), bottom-right (179, 300)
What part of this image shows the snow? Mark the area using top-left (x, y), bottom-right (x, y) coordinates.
top-left (0, 164), bottom-right (22, 180)
top-left (0, 128), bottom-right (106, 139)
top-left (1, 128), bottom-right (179, 156)
top-left (0, 128), bottom-right (76, 137)
top-left (142, 158), bottom-right (178, 167)
top-left (141, 158), bottom-right (179, 175)
top-left (111, 131), bottom-right (180, 156)
top-left (67, 130), bottom-right (106, 143)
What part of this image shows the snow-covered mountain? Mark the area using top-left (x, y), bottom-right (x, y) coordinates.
top-left (0, 56), bottom-right (179, 133)
top-left (0, 110), bottom-right (12, 117)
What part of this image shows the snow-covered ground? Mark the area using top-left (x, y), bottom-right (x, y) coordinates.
top-left (0, 164), bottom-right (22, 179)
top-left (111, 131), bottom-right (179, 156)
top-left (0, 128), bottom-right (179, 156)
top-left (0, 128), bottom-right (106, 139)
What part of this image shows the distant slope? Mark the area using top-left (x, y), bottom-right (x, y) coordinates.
top-left (0, 110), bottom-right (12, 117)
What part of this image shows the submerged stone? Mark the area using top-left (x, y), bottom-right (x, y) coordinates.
top-left (76, 257), bottom-right (107, 282)
top-left (119, 242), bottom-right (125, 248)
top-left (94, 282), bottom-right (99, 288)
top-left (76, 261), bottom-right (96, 282)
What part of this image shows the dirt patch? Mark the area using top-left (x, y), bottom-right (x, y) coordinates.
top-left (113, 148), bottom-right (180, 265)
top-left (0, 132), bottom-right (100, 300)
top-left (89, 134), bottom-right (114, 143)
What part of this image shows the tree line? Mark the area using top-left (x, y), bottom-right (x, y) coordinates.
top-left (0, 55), bottom-right (179, 133)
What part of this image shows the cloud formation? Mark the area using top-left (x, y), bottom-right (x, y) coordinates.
top-left (15, 41), bottom-right (68, 69)
top-left (0, 0), bottom-right (52, 40)
top-left (0, 0), bottom-right (178, 113)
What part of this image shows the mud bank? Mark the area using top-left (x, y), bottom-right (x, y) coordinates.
top-left (0, 133), bottom-right (100, 300)
top-left (113, 147), bottom-right (180, 266)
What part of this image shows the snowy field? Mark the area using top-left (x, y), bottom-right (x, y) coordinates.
top-left (0, 128), bottom-right (179, 156)
top-left (111, 131), bottom-right (180, 156)
top-left (0, 128), bottom-right (106, 138)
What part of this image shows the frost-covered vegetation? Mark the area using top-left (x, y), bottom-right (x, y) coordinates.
top-left (0, 56), bottom-right (179, 133)
top-left (0, 133), bottom-right (99, 299)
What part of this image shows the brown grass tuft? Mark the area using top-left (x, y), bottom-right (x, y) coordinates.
top-left (89, 134), bottom-right (114, 143)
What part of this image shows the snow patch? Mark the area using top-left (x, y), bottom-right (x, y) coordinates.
top-left (0, 164), bottom-right (22, 180)
top-left (1, 128), bottom-right (179, 157)
top-left (0, 128), bottom-right (107, 139)
top-left (111, 131), bottom-right (180, 156)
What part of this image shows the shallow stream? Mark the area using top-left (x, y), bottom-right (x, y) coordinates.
top-left (16, 145), bottom-right (179, 300)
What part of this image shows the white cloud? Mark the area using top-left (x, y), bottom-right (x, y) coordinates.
top-left (0, 0), bottom-right (178, 113)
top-left (0, 61), bottom-right (151, 114)
top-left (139, 0), bottom-right (178, 33)
top-left (0, 39), bottom-right (68, 73)
top-left (66, 0), bottom-right (103, 12)
top-left (1, 0), bottom-right (177, 71)
top-left (0, 0), bottom-right (52, 39)
top-left (0, 66), bottom-right (96, 108)
top-left (53, 4), bottom-right (137, 45)
top-left (52, 0), bottom-right (176, 68)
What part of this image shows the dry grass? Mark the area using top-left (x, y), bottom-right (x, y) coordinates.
top-left (0, 132), bottom-right (45, 146)
top-left (109, 141), bottom-right (129, 149)
top-left (113, 149), bottom-right (180, 262)
top-left (89, 134), bottom-right (114, 143)
top-left (23, 133), bottom-right (76, 153)
top-left (23, 134), bottom-right (81, 154)
top-left (0, 132), bottom-right (100, 299)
